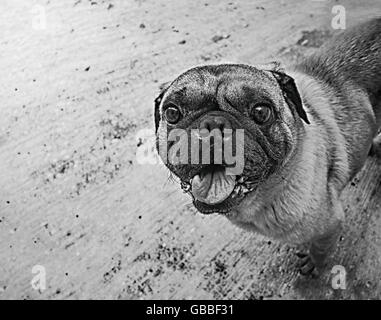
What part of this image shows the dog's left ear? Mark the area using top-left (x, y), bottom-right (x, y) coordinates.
top-left (270, 70), bottom-right (310, 124)
top-left (154, 82), bottom-right (171, 132)
top-left (260, 62), bottom-right (310, 124)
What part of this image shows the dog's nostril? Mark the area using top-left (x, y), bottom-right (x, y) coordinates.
top-left (199, 116), bottom-right (231, 133)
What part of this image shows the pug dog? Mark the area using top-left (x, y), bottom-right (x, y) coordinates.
top-left (154, 18), bottom-right (381, 275)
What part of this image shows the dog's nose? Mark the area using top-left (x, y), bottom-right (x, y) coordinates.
top-left (199, 115), bottom-right (232, 132)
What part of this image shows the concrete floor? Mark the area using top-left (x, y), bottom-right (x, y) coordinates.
top-left (0, 0), bottom-right (380, 299)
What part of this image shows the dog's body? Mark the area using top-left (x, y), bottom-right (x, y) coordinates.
top-left (155, 18), bottom-right (381, 275)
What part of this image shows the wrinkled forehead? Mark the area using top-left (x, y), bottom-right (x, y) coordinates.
top-left (163, 64), bottom-right (281, 105)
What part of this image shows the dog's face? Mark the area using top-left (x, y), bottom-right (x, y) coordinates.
top-left (154, 64), bottom-right (309, 214)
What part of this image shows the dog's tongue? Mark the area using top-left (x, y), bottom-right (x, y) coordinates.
top-left (191, 170), bottom-right (235, 205)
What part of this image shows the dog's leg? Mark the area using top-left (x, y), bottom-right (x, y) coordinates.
top-left (298, 185), bottom-right (344, 277)
top-left (297, 222), bottom-right (341, 277)
top-left (297, 222), bottom-right (342, 277)
top-left (298, 222), bottom-right (342, 275)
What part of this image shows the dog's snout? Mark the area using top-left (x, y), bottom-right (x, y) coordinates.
top-left (199, 115), bottom-right (232, 132)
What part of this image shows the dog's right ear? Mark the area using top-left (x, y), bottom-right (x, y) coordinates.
top-left (154, 82), bottom-right (170, 132)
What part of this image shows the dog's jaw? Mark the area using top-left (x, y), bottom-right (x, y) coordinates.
top-left (181, 174), bottom-right (258, 214)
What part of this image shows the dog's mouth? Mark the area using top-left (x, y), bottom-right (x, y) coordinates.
top-left (180, 165), bottom-right (256, 214)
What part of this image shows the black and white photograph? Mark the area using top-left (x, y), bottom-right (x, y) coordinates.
top-left (0, 0), bottom-right (381, 303)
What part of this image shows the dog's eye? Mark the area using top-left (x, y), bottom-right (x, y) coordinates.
top-left (250, 103), bottom-right (272, 124)
top-left (164, 104), bottom-right (182, 124)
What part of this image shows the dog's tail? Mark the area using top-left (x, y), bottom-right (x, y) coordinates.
top-left (296, 18), bottom-right (381, 125)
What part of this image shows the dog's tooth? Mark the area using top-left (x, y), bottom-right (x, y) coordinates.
top-left (231, 185), bottom-right (240, 198)
top-left (181, 182), bottom-right (191, 192)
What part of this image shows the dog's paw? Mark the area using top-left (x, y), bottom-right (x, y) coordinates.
top-left (296, 251), bottom-right (320, 278)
